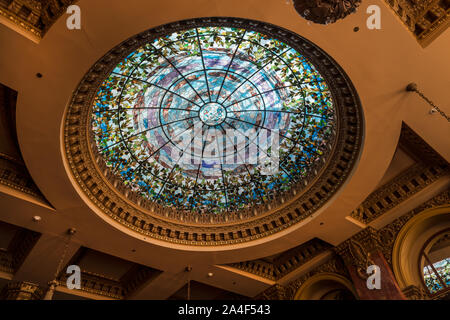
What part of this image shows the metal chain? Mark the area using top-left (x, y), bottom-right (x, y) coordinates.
top-left (407, 83), bottom-right (450, 122)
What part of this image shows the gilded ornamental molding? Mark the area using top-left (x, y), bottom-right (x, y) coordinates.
top-left (228, 238), bottom-right (331, 280)
top-left (0, 84), bottom-right (52, 206)
top-left (0, 0), bottom-right (77, 41)
top-left (1, 0), bottom-right (447, 47)
top-left (0, 155), bottom-right (51, 201)
top-left (350, 123), bottom-right (450, 224)
top-left (0, 281), bottom-right (44, 300)
top-left (350, 163), bottom-right (448, 224)
top-left (383, 0), bottom-right (450, 47)
top-left (0, 222), bottom-right (41, 276)
top-left (57, 247), bottom-right (161, 299)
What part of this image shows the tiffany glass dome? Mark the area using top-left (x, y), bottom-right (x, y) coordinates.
top-left (91, 25), bottom-right (334, 215)
top-left (65, 18), bottom-right (363, 245)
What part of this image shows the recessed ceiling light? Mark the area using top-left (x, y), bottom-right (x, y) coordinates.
top-left (32, 216), bottom-right (42, 222)
top-left (207, 272), bottom-right (214, 277)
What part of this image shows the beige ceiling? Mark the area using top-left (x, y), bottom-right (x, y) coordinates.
top-left (0, 0), bottom-right (449, 298)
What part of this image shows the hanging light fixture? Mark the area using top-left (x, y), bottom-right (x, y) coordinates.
top-left (292, 0), bottom-right (361, 25)
top-left (43, 228), bottom-right (76, 300)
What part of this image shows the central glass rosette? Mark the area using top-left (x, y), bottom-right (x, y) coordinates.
top-left (199, 103), bottom-right (227, 126)
top-left (91, 26), bottom-right (335, 214)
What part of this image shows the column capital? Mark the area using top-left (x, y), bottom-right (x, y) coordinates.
top-left (335, 227), bottom-right (381, 279)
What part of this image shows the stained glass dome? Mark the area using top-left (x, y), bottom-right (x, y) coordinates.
top-left (91, 26), bottom-right (335, 215)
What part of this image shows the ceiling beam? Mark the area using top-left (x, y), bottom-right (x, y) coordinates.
top-left (13, 233), bottom-right (80, 287)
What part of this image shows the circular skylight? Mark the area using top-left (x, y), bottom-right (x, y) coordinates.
top-left (65, 17), bottom-right (363, 245)
top-left (91, 26), bottom-right (335, 214)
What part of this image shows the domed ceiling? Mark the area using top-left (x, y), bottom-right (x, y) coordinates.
top-left (64, 17), bottom-right (364, 246)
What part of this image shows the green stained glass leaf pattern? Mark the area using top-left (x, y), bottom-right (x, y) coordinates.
top-left (91, 26), bottom-right (336, 215)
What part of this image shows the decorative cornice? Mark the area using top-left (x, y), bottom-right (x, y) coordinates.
top-left (398, 123), bottom-right (449, 167)
top-left (63, 17), bottom-right (364, 246)
top-left (350, 123), bottom-right (449, 224)
top-left (0, 156), bottom-right (50, 200)
top-left (0, 250), bottom-right (14, 274)
top-left (57, 270), bottom-right (124, 299)
top-left (255, 284), bottom-right (286, 300)
top-left (0, 281), bottom-right (44, 300)
top-left (228, 238), bottom-right (331, 280)
top-left (383, 0), bottom-right (450, 47)
top-left (0, 223), bottom-right (40, 276)
top-left (0, 0), bottom-right (78, 41)
top-left (350, 163), bottom-right (448, 224)
top-left (1, 0), bottom-right (446, 47)
top-left (0, 84), bottom-right (52, 206)
top-left (57, 247), bottom-right (161, 300)
top-left (120, 264), bottom-right (162, 297)
top-left (8, 228), bottom-right (41, 272)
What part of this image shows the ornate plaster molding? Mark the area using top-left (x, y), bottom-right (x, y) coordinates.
top-left (0, 155), bottom-right (51, 201)
top-left (0, 0), bottom-right (77, 41)
top-left (350, 123), bottom-right (449, 224)
top-left (0, 223), bottom-right (40, 276)
top-left (0, 281), bottom-right (43, 300)
top-left (0, 84), bottom-right (52, 206)
top-left (227, 238), bottom-right (331, 280)
top-left (383, 0), bottom-right (450, 47)
top-left (57, 247), bottom-right (161, 300)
